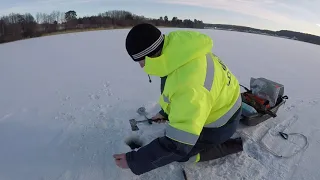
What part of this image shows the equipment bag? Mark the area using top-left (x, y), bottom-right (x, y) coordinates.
top-left (242, 91), bottom-right (276, 117)
top-left (239, 77), bottom-right (288, 126)
top-left (250, 77), bottom-right (284, 107)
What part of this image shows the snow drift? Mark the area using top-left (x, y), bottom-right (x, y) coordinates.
top-left (1, 28), bottom-right (320, 180)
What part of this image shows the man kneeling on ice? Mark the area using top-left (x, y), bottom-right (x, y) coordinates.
top-left (113, 23), bottom-right (244, 175)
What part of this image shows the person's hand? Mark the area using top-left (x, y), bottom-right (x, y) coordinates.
top-left (113, 153), bottom-right (129, 169)
top-left (152, 113), bottom-right (167, 123)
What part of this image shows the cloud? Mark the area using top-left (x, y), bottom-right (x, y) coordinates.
top-left (157, 0), bottom-right (309, 25)
top-left (317, 24), bottom-right (320, 27)
top-left (0, 0), bottom-right (102, 16)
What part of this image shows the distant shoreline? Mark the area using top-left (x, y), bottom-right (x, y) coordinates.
top-left (1, 10), bottom-right (319, 46)
top-left (204, 24), bottom-right (320, 46)
top-left (1, 26), bottom-right (319, 47)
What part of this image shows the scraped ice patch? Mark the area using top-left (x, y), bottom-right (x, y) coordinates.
top-left (290, 129), bottom-right (320, 180)
top-left (242, 99), bottom-right (320, 180)
top-left (181, 151), bottom-right (268, 180)
top-left (260, 114), bottom-right (308, 158)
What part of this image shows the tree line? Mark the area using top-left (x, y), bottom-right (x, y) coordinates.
top-left (0, 10), bottom-right (205, 44)
top-left (206, 24), bottom-right (320, 46)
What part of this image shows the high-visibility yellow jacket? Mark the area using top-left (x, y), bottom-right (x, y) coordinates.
top-left (144, 30), bottom-right (241, 145)
top-left (126, 30), bottom-right (242, 175)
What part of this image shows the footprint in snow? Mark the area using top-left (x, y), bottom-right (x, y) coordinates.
top-left (308, 100), bottom-right (319, 105)
top-left (284, 99), bottom-right (309, 112)
top-left (104, 81), bottom-right (110, 88)
top-left (103, 81), bottom-right (113, 96)
top-left (284, 105), bottom-right (296, 112)
top-left (64, 96), bottom-right (71, 101)
top-left (0, 113), bottom-right (13, 122)
top-left (88, 94), bottom-right (100, 100)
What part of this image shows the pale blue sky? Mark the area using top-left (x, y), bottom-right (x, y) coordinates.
top-left (1, 0), bottom-right (319, 36)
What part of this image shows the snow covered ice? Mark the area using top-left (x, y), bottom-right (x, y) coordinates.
top-left (1, 28), bottom-right (320, 180)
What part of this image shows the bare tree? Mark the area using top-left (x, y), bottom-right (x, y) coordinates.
top-left (37, 13), bottom-right (46, 23)
top-left (36, 13), bottom-right (41, 24)
top-left (56, 11), bottom-right (61, 23)
top-left (50, 11), bottom-right (61, 23)
top-left (60, 12), bottom-right (66, 23)
top-left (23, 13), bottom-right (34, 23)
top-left (0, 9), bottom-right (208, 44)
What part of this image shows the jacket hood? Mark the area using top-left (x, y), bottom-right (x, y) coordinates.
top-left (143, 31), bottom-right (213, 77)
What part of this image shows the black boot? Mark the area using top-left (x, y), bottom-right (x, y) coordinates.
top-left (198, 137), bottom-right (243, 162)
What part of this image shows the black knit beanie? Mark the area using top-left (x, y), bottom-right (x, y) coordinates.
top-left (126, 23), bottom-right (164, 61)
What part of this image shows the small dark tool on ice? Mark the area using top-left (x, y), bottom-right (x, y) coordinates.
top-left (136, 107), bottom-right (153, 124)
top-left (129, 107), bottom-right (153, 131)
top-left (126, 107), bottom-right (151, 149)
top-left (126, 107), bottom-right (167, 150)
top-left (129, 119), bottom-right (152, 131)
top-left (129, 107), bottom-right (165, 131)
